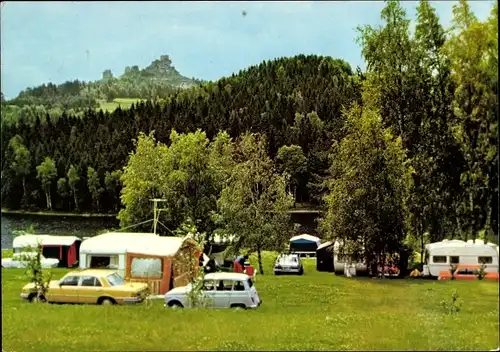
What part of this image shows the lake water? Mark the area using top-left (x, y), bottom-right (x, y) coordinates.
top-left (0, 211), bottom-right (320, 249)
top-left (1, 213), bottom-right (119, 249)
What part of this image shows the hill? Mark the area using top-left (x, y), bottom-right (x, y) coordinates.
top-left (0, 55), bottom-right (202, 126)
top-left (0, 55), bottom-right (361, 212)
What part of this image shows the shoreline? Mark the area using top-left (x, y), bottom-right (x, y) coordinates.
top-left (1, 207), bottom-right (322, 218)
top-left (1, 209), bottom-right (117, 218)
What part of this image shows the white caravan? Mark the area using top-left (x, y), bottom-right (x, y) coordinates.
top-left (422, 239), bottom-right (499, 277)
top-left (332, 240), bottom-right (368, 275)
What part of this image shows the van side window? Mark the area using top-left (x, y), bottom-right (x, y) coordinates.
top-left (215, 280), bottom-right (233, 291)
top-left (478, 256), bottom-right (493, 264)
top-left (202, 280), bottom-right (215, 291)
top-left (449, 256), bottom-right (459, 264)
top-left (432, 256), bottom-right (447, 263)
top-left (233, 281), bottom-right (245, 291)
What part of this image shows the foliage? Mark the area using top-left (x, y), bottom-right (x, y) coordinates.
top-left (440, 289), bottom-right (462, 314)
top-left (175, 218), bottom-right (210, 308)
top-left (276, 144), bottom-right (307, 203)
top-left (36, 157), bottom-right (57, 210)
top-left (475, 263), bottom-right (487, 280)
top-left (7, 135), bottom-right (31, 205)
top-left (19, 241), bottom-right (53, 302)
top-left (56, 178), bottom-right (69, 209)
top-left (443, 0), bottom-right (498, 241)
top-left (119, 130), bottom-right (232, 235)
top-left (216, 133), bottom-right (294, 274)
top-left (356, 0), bottom-right (465, 258)
top-left (104, 169), bottom-right (122, 212)
top-left (67, 165), bottom-right (80, 211)
top-left (1, 55), bottom-right (201, 127)
top-left (87, 167), bottom-right (104, 211)
top-left (12, 224), bottom-right (37, 237)
top-left (1, 55), bottom-right (360, 212)
top-left (449, 264), bottom-right (458, 280)
top-left (320, 104), bottom-right (412, 274)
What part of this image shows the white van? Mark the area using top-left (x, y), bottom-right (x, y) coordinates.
top-left (164, 272), bottom-right (261, 309)
top-left (422, 239), bottom-right (499, 277)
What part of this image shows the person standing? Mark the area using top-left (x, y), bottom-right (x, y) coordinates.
top-left (233, 254), bottom-right (248, 273)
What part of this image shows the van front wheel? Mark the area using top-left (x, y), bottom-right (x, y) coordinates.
top-left (231, 304), bottom-right (246, 310)
top-left (168, 301), bottom-right (184, 309)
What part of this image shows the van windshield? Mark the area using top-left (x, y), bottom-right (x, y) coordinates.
top-left (247, 278), bottom-right (253, 288)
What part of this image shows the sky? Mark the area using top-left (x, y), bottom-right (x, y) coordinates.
top-left (0, 1), bottom-right (495, 99)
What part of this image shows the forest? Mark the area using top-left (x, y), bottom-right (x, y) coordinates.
top-left (1, 0), bottom-right (498, 265)
top-left (0, 55), bottom-right (202, 127)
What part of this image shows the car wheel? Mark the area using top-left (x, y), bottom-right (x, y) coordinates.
top-left (100, 298), bottom-right (116, 305)
top-left (274, 271), bottom-right (281, 276)
top-left (231, 304), bottom-right (246, 310)
top-left (30, 294), bottom-right (46, 303)
top-left (298, 268), bottom-right (304, 275)
top-left (168, 301), bottom-right (183, 309)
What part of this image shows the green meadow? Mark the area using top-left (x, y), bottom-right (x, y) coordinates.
top-left (98, 98), bottom-right (144, 112)
top-left (1, 252), bottom-right (498, 351)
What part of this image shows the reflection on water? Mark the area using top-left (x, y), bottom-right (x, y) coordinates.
top-left (1, 213), bottom-right (119, 249)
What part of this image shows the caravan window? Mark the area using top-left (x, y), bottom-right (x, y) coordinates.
top-left (478, 256), bottom-right (493, 264)
top-left (449, 256), bottom-right (460, 264)
top-left (89, 255), bottom-right (118, 269)
top-left (432, 256), bottom-right (447, 263)
top-left (131, 258), bottom-right (163, 278)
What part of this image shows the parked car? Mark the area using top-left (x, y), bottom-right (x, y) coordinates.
top-left (164, 272), bottom-right (262, 309)
top-left (20, 269), bottom-right (149, 304)
top-left (274, 253), bottom-right (303, 275)
top-left (2, 252), bottom-right (59, 269)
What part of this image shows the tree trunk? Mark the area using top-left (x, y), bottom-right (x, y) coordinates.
top-left (293, 185), bottom-right (297, 207)
top-left (22, 177), bottom-right (27, 201)
top-left (419, 225), bottom-right (424, 265)
top-left (73, 188), bottom-right (79, 211)
top-left (45, 189), bottom-right (50, 210)
top-left (257, 246), bottom-right (264, 275)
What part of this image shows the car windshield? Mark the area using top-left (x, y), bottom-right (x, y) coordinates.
top-left (277, 254), bottom-right (298, 264)
top-left (247, 278), bottom-right (254, 288)
top-left (106, 273), bottom-right (125, 286)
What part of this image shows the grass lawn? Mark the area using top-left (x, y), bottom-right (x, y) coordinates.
top-left (98, 98), bottom-right (144, 112)
top-left (1, 252), bottom-right (498, 351)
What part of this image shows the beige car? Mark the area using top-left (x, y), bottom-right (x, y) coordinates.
top-left (20, 269), bottom-right (149, 305)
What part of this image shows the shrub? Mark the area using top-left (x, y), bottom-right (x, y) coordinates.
top-left (440, 289), bottom-right (462, 315)
top-left (476, 264), bottom-right (487, 280)
top-left (20, 241), bottom-right (53, 302)
top-left (449, 264), bottom-right (458, 280)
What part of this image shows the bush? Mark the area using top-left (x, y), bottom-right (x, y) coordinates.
top-left (475, 264), bottom-right (487, 280)
top-left (449, 264), bottom-right (458, 280)
top-left (21, 242), bottom-right (53, 302)
top-left (440, 289), bottom-right (462, 315)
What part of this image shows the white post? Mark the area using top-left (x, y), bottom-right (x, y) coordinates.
top-left (150, 199), bottom-right (167, 236)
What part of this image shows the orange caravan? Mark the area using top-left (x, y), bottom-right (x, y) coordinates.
top-left (438, 264), bottom-right (499, 282)
top-left (79, 232), bottom-right (202, 294)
